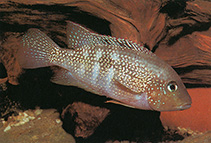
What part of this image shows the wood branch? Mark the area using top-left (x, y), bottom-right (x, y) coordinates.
top-left (0, 35), bottom-right (22, 85)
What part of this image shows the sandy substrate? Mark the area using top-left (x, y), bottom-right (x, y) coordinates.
top-left (0, 109), bottom-right (75, 143)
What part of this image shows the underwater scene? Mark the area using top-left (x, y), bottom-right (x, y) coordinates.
top-left (0, 0), bottom-right (210, 143)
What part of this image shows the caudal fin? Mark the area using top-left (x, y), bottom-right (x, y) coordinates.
top-left (17, 28), bottom-right (59, 69)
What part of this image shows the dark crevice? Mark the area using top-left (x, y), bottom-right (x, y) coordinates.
top-left (0, 21), bottom-right (39, 33)
top-left (167, 22), bottom-right (211, 45)
top-left (0, 63), bottom-right (7, 78)
top-left (160, 0), bottom-right (211, 45)
top-left (185, 83), bottom-right (211, 88)
top-left (174, 65), bottom-right (211, 75)
top-left (1, 2), bottom-right (111, 35)
top-left (160, 0), bottom-right (187, 19)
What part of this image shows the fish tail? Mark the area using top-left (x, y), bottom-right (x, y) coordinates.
top-left (17, 28), bottom-right (59, 69)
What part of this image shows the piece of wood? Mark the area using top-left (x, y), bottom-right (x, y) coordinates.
top-left (61, 102), bottom-right (110, 138)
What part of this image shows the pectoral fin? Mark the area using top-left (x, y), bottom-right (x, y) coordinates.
top-left (114, 74), bottom-right (143, 93)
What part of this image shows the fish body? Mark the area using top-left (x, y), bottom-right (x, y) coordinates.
top-left (17, 21), bottom-right (192, 111)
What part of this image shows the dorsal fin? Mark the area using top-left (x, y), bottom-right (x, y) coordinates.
top-left (66, 21), bottom-right (152, 55)
top-left (66, 21), bottom-right (93, 49)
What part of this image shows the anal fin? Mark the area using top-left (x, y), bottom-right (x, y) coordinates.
top-left (51, 67), bottom-right (78, 86)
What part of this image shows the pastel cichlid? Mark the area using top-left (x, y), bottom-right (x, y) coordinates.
top-left (17, 21), bottom-right (192, 111)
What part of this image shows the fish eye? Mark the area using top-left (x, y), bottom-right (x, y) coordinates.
top-left (167, 81), bottom-right (178, 92)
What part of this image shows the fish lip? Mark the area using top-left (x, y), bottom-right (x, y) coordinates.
top-left (155, 103), bottom-right (192, 112)
top-left (177, 104), bottom-right (191, 110)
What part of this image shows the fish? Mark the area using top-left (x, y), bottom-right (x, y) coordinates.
top-left (17, 21), bottom-right (192, 111)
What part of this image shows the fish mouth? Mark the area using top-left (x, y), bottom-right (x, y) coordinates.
top-left (177, 104), bottom-right (191, 110)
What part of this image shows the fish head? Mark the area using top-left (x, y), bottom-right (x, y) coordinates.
top-left (146, 68), bottom-right (192, 112)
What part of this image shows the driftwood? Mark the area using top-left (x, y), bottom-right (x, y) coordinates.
top-left (61, 102), bottom-right (110, 138)
top-left (0, 0), bottom-right (211, 141)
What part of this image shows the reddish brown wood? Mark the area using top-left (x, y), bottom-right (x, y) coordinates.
top-left (61, 102), bottom-right (110, 138)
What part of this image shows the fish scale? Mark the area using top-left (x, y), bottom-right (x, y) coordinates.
top-left (53, 44), bottom-right (151, 96)
top-left (16, 21), bottom-right (192, 111)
